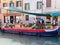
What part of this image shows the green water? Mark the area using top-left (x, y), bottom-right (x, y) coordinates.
top-left (0, 32), bottom-right (59, 45)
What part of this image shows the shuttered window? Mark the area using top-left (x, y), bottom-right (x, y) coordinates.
top-left (46, 0), bottom-right (51, 7)
top-left (0, 9), bottom-right (1, 14)
top-left (37, 1), bottom-right (42, 9)
top-left (0, 0), bottom-right (1, 3)
top-left (16, 1), bottom-right (22, 7)
top-left (9, 1), bottom-right (14, 7)
top-left (3, 3), bottom-right (7, 7)
top-left (25, 3), bottom-right (30, 10)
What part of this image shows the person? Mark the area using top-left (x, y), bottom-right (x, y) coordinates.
top-left (40, 19), bottom-right (45, 24)
top-left (0, 19), bottom-right (2, 30)
top-left (52, 19), bottom-right (56, 26)
top-left (20, 20), bottom-right (23, 27)
top-left (40, 19), bottom-right (45, 29)
top-left (32, 24), bottom-right (36, 29)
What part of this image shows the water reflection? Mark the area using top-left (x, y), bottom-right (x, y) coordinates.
top-left (0, 32), bottom-right (59, 45)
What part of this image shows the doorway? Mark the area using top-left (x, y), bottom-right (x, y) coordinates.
top-left (10, 16), bottom-right (13, 24)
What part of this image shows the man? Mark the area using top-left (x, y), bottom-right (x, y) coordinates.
top-left (40, 19), bottom-right (45, 29)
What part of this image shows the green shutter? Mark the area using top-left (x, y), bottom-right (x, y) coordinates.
top-left (28, 3), bottom-right (30, 10)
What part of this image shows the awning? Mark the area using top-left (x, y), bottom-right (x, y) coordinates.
top-left (3, 7), bottom-right (50, 16)
top-left (50, 12), bottom-right (60, 16)
top-left (3, 7), bottom-right (60, 16)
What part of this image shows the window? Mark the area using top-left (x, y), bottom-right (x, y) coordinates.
top-left (25, 3), bottom-right (30, 10)
top-left (0, 9), bottom-right (1, 14)
top-left (25, 15), bottom-right (29, 21)
top-left (37, 1), bottom-right (42, 9)
top-left (46, 16), bottom-right (51, 23)
top-left (4, 16), bottom-right (6, 23)
top-left (3, 3), bottom-right (7, 7)
top-left (53, 16), bottom-right (58, 21)
top-left (46, 16), bottom-right (51, 20)
top-left (16, 1), bottom-right (22, 7)
top-left (9, 1), bottom-right (14, 7)
top-left (0, 0), bottom-right (1, 3)
top-left (16, 16), bottom-right (20, 23)
top-left (46, 0), bottom-right (51, 7)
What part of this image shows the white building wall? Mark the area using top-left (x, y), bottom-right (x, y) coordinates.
top-left (23, 0), bottom-right (43, 23)
top-left (24, 15), bottom-right (36, 24)
top-left (43, 0), bottom-right (60, 13)
top-left (23, 0), bottom-right (60, 13)
top-left (23, 0), bottom-right (60, 23)
top-left (23, 0), bottom-right (42, 13)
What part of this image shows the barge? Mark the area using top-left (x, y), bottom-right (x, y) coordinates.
top-left (2, 7), bottom-right (60, 36)
top-left (1, 26), bottom-right (59, 36)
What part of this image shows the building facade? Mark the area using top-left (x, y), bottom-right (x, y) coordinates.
top-left (0, 0), bottom-right (2, 22)
top-left (23, 0), bottom-right (60, 25)
top-left (0, 0), bottom-right (60, 26)
top-left (2, 0), bottom-right (24, 25)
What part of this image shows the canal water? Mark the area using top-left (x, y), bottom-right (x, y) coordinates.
top-left (0, 31), bottom-right (59, 45)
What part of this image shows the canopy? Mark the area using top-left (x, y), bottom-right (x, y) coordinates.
top-left (50, 12), bottom-right (60, 16)
top-left (3, 7), bottom-right (50, 16)
top-left (3, 7), bottom-right (60, 16)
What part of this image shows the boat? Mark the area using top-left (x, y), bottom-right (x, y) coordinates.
top-left (1, 7), bottom-right (60, 36)
top-left (1, 26), bottom-right (59, 36)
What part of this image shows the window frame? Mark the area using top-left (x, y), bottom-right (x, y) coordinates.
top-left (25, 3), bottom-right (30, 10)
top-left (3, 3), bottom-right (7, 7)
top-left (0, 9), bottom-right (1, 14)
top-left (25, 15), bottom-right (29, 21)
top-left (16, 1), bottom-right (22, 7)
top-left (46, 0), bottom-right (51, 8)
top-left (9, 1), bottom-right (14, 7)
top-left (37, 1), bottom-right (43, 9)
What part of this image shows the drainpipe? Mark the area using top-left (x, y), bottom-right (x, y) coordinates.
top-left (42, 0), bottom-right (43, 13)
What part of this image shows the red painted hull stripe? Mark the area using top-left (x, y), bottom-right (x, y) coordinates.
top-left (2, 28), bottom-right (45, 32)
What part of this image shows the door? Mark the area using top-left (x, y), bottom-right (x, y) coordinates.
top-left (10, 16), bottom-right (13, 24)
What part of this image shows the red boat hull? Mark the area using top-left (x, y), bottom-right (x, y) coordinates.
top-left (1, 28), bottom-right (58, 36)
